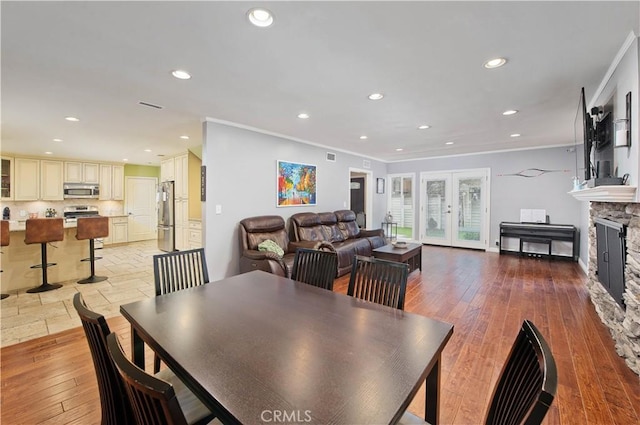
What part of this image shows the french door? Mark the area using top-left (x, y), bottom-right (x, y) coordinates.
top-left (419, 169), bottom-right (490, 249)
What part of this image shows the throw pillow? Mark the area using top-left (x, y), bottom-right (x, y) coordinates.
top-left (258, 239), bottom-right (284, 258)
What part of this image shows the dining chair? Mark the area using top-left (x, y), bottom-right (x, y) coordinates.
top-left (153, 248), bottom-right (210, 373)
top-left (73, 292), bottom-right (134, 425)
top-left (400, 320), bottom-right (558, 425)
top-left (74, 293), bottom-right (216, 425)
top-left (153, 248), bottom-right (209, 296)
top-left (106, 332), bottom-right (220, 425)
top-left (291, 248), bottom-right (338, 290)
top-left (347, 255), bottom-right (409, 310)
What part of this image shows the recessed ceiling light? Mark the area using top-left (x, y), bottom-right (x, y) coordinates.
top-left (65, 116), bottom-right (79, 122)
top-left (247, 8), bottom-right (274, 27)
top-left (44, 151), bottom-right (53, 155)
top-left (171, 70), bottom-right (191, 80)
top-left (484, 58), bottom-right (507, 69)
top-left (445, 141), bottom-right (454, 145)
top-left (144, 149), bottom-right (152, 152)
top-left (359, 135), bottom-right (368, 140)
top-left (53, 138), bottom-right (62, 142)
top-left (180, 135), bottom-right (190, 140)
top-left (418, 125), bottom-right (430, 130)
top-left (297, 113), bottom-right (310, 119)
top-left (123, 158), bottom-right (129, 162)
top-left (368, 93), bottom-right (384, 100)
top-left (510, 133), bottom-right (521, 138)
top-left (502, 110), bottom-right (518, 116)
top-left (395, 148), bottom-right (403, 152)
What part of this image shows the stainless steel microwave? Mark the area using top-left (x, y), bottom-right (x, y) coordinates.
top-left (63, 183), bottom-right (100, 199)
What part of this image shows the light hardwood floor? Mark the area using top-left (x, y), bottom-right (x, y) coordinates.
top-left (1, 245), bottom-right (639, 424)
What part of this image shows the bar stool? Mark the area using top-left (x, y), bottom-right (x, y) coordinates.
top-left (76, 216), bottom-right (109, 284)
top-left (1, 220), bottom-right (9, 299)
top-left (25, 218), bottom-right (64, 293)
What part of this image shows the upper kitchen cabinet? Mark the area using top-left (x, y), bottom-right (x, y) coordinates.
top-left (1, 156), bottom-right (14, 200)
top-left (65, 161), bottom-right (99, 183)
top-left (40, 160), bottom-right (64, 200)
top-left (161, 157), bottom-right (175, 182)
top-left (14, 158), bottom-right (40, 200)
top-left (174, 154), bottom-right (189, 199)
top-left (99, 164), bottom-right (124, 200)
top-left (14, 158), bottom-right (67, 201)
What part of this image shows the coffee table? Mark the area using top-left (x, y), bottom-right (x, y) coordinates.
top-left (372, 242), bottom-right (423, 272)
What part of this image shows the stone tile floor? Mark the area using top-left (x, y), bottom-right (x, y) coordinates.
top-left (0, 240), bottom-right (162, 347)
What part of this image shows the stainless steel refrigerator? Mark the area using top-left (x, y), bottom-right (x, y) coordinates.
top-left (157, 181), bottom-right (175, 252)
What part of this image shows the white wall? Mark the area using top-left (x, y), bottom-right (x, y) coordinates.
top-left (201, 120), bottom-right (387, 280)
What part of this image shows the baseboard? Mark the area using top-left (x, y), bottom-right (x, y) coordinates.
top-left (578, 257), bottom-right (588, 275)
top-left (487, 247), bottom-right (499, 253)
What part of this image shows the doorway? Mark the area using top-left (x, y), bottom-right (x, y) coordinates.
top-left (348, 169), bottom-right (372, 229)
top-left (125, 177), bottom-right (158, 242)
top-left (419, 168), bottom-right (490, 250)
top-left (388, 174), bottom-right (415, 240)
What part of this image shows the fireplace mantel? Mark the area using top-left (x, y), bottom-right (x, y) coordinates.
top-left (568, 185), bottom-right (637, 202)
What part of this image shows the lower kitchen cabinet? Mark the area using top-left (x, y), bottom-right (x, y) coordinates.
top-left (188, 220), bottom-right (202, 249)
top-left (104, 216), bottom-right (128, 245)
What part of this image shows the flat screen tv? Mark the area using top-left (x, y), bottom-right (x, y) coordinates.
top-left (580, 87), bottom-right (594, 181)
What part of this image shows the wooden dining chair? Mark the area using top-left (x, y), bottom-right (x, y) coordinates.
top-left (153, 248), bottom-right (209, 296)
top-left (347, 255), bottom-right (409, 310)
top-left (74, 293), bottom-right (216, 425)
top-left (106, 332), bottom-right (220, 425)
top-left (153, 248), bottom-right (209, 373)
top-left (73, 292), bottom-right (134, 425)
top-left (400, 320), bottom-right (558, 425)
top-left (291, 248), bottom-right (337, 290)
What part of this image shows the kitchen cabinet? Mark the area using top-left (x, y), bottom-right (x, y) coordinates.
top-left (188, 220), bottom-right (202, 249)
top-left (175, 199), bottom-right (189, 250)
top-left (161, 157), bottom-right (175, 182)
top-left (1, 156), bottom-right (14, 200)
top-left (108, 216), bottom-right (128, 245)
top-left (14, 158), bottom-right (40, 200)
top-left (174, 154), bottom-right (189, 199)
top-left (65, 162), bottom-right (99, 183)
top-left (99, 164), bottom-right (124, 200)
top-left (40, 160), bottom-right (64, 200)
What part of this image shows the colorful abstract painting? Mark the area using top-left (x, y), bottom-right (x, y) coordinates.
top-left (277, 160), bottom-right (317, 207)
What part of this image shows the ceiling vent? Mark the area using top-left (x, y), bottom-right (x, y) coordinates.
top-left (138, 101), bottom-right (163, 109)
top-left (363, 160), bottom-right (371, 169)
top-left (326, 152), bottom-right (336, 162)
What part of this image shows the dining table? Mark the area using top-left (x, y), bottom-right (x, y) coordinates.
top-left (120, 270), bottom-right (454, 425)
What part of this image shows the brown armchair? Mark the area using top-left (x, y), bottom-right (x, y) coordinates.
top-left (239, 215), bottom-right (328, 277)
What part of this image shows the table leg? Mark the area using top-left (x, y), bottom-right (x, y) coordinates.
top-left (425, 356), bottom-right (441, 425)
top-left (130, 324), bottom-right (145, 370)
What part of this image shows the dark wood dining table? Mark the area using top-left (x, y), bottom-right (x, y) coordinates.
top-left (120, 270), bottom-right (453, 425)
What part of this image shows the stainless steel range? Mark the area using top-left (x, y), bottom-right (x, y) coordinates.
top-left (63, 205), bottom-right (100, 223)
top-left (64, 205), bottom-right (104, 249)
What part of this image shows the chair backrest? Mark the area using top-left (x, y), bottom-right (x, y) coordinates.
top-left (73, 293), bottom-right (134, 425)
top-left (1, 220), bottom-right (9, 247)
top-left (291, 248), bottom-right (337, 290)
top-left (238, 215), bottom-right (290, 252)
top-left (347, 255), bottom-right (409, 310)
top-left (153, 248), bottom-right (209, 296)
top-left (485, 320), bottom-right (558, 425)
top-left (106, 332), bottom-right (189, 425)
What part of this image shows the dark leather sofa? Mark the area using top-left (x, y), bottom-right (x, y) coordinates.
top-left (290, 210), bottom-right (385, 276)
top-left (238, 215), bottom-right (330, 277)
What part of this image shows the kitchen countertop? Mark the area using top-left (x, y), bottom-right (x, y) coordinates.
top-left (7, 214), bottom-right (128, 231)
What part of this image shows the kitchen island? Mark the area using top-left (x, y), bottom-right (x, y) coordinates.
top-left (1, 220), bottom-right (100, 293)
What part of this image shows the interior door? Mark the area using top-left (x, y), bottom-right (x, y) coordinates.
top-left (350, 177), bottom-right (366, 227)
top-left (420, 169), bottom-right (489, 249)
top-left (125, 177), bottom-right (158, 242)
top-left (420, 173), bottom-right (452, 245)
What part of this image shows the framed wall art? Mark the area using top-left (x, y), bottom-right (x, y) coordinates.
top-left (376, 178), bottom-right (385, 194)
top-left (277, 160), bottom-right (317, 207)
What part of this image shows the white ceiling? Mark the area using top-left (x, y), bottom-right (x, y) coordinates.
top-left (2, 1), bottom-right (638, 166)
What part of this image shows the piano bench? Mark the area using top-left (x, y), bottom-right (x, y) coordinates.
top-left (519, 237), bottom-right (552, 258)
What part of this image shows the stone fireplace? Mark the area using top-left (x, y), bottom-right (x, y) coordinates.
top-left (588, 202), bottom-right (640, 375)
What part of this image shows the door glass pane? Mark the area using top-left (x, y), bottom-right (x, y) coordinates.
top-left (457, 178), bottom-right (482, 241)
top-left (391, 176), bottom-right (413, 239)
top-left (425, 180), bottom-right (446, 238)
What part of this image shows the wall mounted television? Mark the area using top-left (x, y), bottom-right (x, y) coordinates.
top-left (580, 87), bottom-right (614, 181)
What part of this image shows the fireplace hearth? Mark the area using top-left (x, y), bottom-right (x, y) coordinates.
top-left (588, 202), bottom-right (640, 375)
